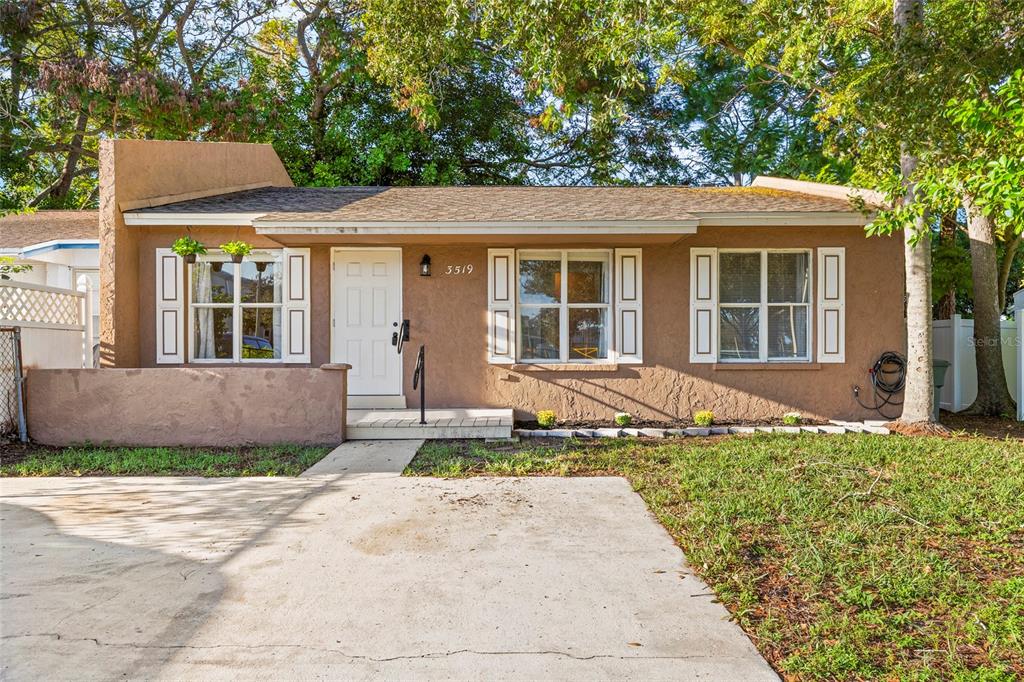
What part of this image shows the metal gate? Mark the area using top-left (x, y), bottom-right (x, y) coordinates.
top-left (0, 327), bottom-right (27, 441)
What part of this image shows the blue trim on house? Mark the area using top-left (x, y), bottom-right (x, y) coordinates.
top-left (21, 241), bottom-right (100, 257)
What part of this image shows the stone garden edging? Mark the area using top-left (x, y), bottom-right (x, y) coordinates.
top-left (514, 420), bottom-right (891, 439)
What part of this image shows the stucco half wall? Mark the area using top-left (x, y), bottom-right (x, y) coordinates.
top-left (25, 366), bottom-right (347, 446)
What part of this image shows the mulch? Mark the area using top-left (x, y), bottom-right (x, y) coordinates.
top-left (0, 440), bottom-right (61, 467)
top-left (938, 411), bottom-right (1024, 440)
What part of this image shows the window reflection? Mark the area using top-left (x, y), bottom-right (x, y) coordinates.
top-left (240, 261), bottom-right (281, 303)
top-left (241, 308), bottom-right (280, 359)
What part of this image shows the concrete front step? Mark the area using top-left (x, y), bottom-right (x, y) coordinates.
top-left (347, 408), bottom-right (513, 440)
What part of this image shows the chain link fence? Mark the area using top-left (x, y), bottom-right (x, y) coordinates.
top-left (1, 327), bottom-right (27, 441)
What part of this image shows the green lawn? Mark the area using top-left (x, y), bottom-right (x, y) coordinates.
top-left (0, 444), bottom-right (330, 477)
top-left (407, 434), bottom-right (1024, 680)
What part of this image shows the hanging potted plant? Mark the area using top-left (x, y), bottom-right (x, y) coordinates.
top-left (219, 240), bottom-right (252, 264)
top-left (171, 236), bottom-right (207, 264)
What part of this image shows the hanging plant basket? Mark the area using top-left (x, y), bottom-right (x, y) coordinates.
top-left (171, 235), bottom-right (206, 264)
top-left (255, 261), bottom-right (268, 273)
top-left (219, 240), bottom-right (252, 265)
top-left (211, 262), bottom-right (223, 272)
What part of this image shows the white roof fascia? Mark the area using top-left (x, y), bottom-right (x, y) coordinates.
top-left (254, 220), bottom-right (698, 234)
top-left (693, 212), bottom-right (870, 227)
top-left (123, 212), bottom-right (268, 226)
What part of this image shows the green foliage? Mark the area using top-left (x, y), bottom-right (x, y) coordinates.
top-left (782, 412), bottom-right (801, 426)
top-left (405, 434), bottom-right (1024, 678)
top-left (11, 1), bottom-right (783, 207)
top-left (535, 410), bottom-right (557, 428)
top-left (218, 240), bottom-right (252, 258)
top-left (614, 412), bottom-right (632, 427)
top-left (694, 410), bottom-right (714, 427)
top-left (0, 256), bottom-right (33, 281)
top-left (2, 1), bottom-right (276, 210)
top-left (1, 444), bottom-right (330, 477)
top-left (171, 236), bottom-right (207, 258)
top-left (946, 70), bottom-right (1024, 234)
top-left (868, 71), bottom-right (1024, 243)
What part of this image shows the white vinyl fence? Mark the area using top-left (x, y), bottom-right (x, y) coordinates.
top-left (0, 277), bottom-right (95, 369)
top-left (1017, 290), bottom-right (1024, 421)
top-left (933, 311), bottom-right (1022, 418)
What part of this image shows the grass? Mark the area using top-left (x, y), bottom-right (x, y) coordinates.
top-left (407, 434), bottom-right (1024, 680)
top-left (0, 443), bottom-right (331, 477)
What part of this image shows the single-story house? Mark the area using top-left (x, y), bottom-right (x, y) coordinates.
top-left (0, 210), bottom-right (99, 288)
top-left (95, 139), bottom-right (903, 423)
top-left (0, 210), bottom-right (101, 354)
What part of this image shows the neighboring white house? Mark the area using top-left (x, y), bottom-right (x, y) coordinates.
top-left (0, 210), bottom-right (100, 352)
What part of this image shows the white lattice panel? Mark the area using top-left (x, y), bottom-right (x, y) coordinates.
top-left (0, 282), bottom-right (84, 329)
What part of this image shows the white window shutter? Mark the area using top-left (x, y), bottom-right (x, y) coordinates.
top-left (155, 248), bottom-right (184, 364)
top-left (283, 248), bottom-right (311, 363)
top-left (690, 247), bottom-right (718, 363)
top-left (614, 248), bottom-right (643, 363)
top-left (817, 247), bottom-right (845, 363)
top-left (487, 248), bottom-right (516, 364)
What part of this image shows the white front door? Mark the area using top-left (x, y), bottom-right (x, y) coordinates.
top-left (332, 249), bottom-right (403, 395)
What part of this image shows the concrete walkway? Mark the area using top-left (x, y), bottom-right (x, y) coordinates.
top-left (299, 439), bottom-right (422, 478)
top-left (1, 451), bottom-right (777, 680)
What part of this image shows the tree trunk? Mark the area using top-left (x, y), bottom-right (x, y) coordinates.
top-left (893, 0), bottom-right (936, 426)
top-left (901, 198), bottom-right (936, 423)
top-left (963, 195), bottom-right (1016, 415)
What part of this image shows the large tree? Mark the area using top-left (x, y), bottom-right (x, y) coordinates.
top-left (5, 0), bottom-right (751, 204)
top-left (888, 71), bottom-right (1024, 415)
top-left (1, 0), bottom-right (274, 209)
top-left (359, 0), bottom-right (1022, 426)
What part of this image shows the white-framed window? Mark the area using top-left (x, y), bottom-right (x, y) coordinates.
top-left (189, 250), bottom-right (283, 362)
top-left (718, 249), bottom-right (812, 362)
top-left (516, 250), bottom-right (611, 363)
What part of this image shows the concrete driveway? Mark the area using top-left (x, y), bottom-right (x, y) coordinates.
top-left (1, 442), bottom-right (776, 681)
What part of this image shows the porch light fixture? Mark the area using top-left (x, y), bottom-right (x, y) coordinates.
top-left (420, 254), bottom-right (432, 276)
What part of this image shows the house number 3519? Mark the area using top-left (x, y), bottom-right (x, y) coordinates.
top-left (445, 264), bottom-right (474, 275)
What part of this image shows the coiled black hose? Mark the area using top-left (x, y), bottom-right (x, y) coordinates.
top-left (854, 351), bottom-right (906, 420)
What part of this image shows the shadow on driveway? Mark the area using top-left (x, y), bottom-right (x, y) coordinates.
top-left (0, 477), bottom-right (335, 680)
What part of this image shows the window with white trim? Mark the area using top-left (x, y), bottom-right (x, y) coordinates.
top-left (189, 250), bottom-right (283, 362)
top-left (718, 249), bottom-right (811, 362)
top-left (517, 250), bottom-right (611, 362)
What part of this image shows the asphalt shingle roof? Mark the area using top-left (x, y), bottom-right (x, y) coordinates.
top-left (0, 210), bottom-right (99, 248)
top-left (128, 186), bottom-right (858, 224)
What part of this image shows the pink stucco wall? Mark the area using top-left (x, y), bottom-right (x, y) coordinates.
top-left (26, 367), bottom-right (347, 446)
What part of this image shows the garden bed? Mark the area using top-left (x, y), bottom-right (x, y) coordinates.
top-left (406, 434), bottom-right (1024, 679)
top-left (515, 416), bottom-right (826, 430)
top-left (0, 442), bottom-right (330, 477)
top-left (940, 411), bottom-right (1024, 439)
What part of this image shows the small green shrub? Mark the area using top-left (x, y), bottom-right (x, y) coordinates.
top-left (694, 410), bottom-right (714, 427)
top-left (783, 412), bottom-right (802, 426)
top-left (614, 412), bottom-right (632, 427)
top-left (536, 410), bottom-right (557, 428)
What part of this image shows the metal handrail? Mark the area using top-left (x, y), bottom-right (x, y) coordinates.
top-left (412, 345), bottom-right (425, 424)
